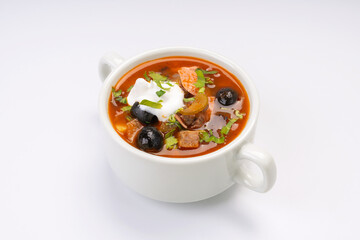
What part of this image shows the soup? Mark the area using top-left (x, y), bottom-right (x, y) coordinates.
top-left (108, 56), bottom-right (250, 158)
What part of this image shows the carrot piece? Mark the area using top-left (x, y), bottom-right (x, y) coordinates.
top-left (178, 66), bottom-right (199, 95)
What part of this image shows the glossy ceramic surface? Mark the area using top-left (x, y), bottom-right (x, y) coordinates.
top-left (98, 47), bottom-right (276, 202)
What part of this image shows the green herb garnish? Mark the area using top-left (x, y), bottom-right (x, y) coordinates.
top-left (235, 110), bottom-right (245, 119)
top-left (140, 99), bottom-right (163, 109)
top-left (126, 116), bottom-right (133, 121)
top-left (199, 109), bottom-right (245, 144)
top-left (168, 114), bottom-right (182, 129)
top-left (165, 128), bottom-right (176, 139)
top-left (121, 106), bottom-right (132, 112)
top-left (156, 90), bottom-right (166, 97)
top-left (220, 111), bottom-right (245, 135)
top-left (194, 69), bottom-right (206, 89)
top-left (144, 72), bottom-right (151, 81)
top-left (147, 72), bottom-right (172, 90)
top-left (154, 79), bottom-right (170, 91)
top-left (205, 77), bottom-right (214, 84)
top-left (112, 87), bottom-right (126, 103)
top-left (221, 118), bottom-right (238, 135)
top-left (148, 71), bottom-right (168, 82)
top-left (116, 96), bottom-right (127, 104)
top-left (165, 136), bottom-right (178, 149)
top-left (144, 71), bottom-right (174, 90)
top-left (183, 97), bottom-right (195, 102)
top-left (200, 69), bottom-right (218, 75)
top-left (198, 87), bottom-right (205, 93)
top-left (200, 130), bottom-right (225, 144)
top-left (175, 108), bottom-right (184, 113)
top-left (126, 85), bottom-right (134, 92)
top-left (168, 114), bottom-right (176, 123)
top-left (112, 87), bottom-right (122, 98)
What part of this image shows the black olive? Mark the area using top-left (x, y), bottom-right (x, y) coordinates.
top-left (137, 126), bottom-right (164, 152)
top-left (216, 88), bottom-right (239, 106)
top-left (130, 102), bottom-right (158, 125)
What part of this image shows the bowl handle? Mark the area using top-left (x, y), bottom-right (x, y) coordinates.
top-left (234, 143), bottom-right (276, 192)
top-left (98, 52), bottom-right (124, 82)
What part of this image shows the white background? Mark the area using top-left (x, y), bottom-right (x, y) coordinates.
top-left (1, 0), bottom-right (359, 239)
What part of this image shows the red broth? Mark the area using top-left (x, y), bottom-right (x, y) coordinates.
top-left (108, 56), bottom-right (250, 158)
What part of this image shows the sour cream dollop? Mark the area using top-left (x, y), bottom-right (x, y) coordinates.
top-left (127, 78), bottom-right (185, 121)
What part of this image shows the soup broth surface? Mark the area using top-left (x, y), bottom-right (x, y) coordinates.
top-left (108, 56), bottom-right (250, 158)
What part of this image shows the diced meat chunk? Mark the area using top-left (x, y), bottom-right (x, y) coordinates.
top-left (177, 131), bottom-right (200, 149)
top-left (126, 119), bottom-right (143, 142)
top-left (191, 113), bottom-right (206, 129)
top-left (178, 66), bottom-right (199, 95)
top-left (176, 107), bottom-right (209, 130)
top-left (175, 95), bottom-right (211, 129)
top-left (159, 122), bottom-right (178, 135)
top-left (179, 114), bottom-right (196, 126)
top-left (175, 114), bottom-right (188, 129)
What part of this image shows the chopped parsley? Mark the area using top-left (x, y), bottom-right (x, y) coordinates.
top-left (168, 114), bottom-right (176, 123)
top-left (220, 111), bottom-right (246, 135)
top-left (221, 118), bottom-right (238, 135)
top-left (147, 72), bottom-right (170, 90)
top-left (112, 87), bottom-right (122, 98)
top-left (154, 79), bottom-right (170, 91)
top-left (156, 90), bottom-right (166, 97)
top-left (200, 130), bottom-right (225, 144)
top-left (200, 69), bottom-right (218, 75)
top-left (126, 85), bottom-right (133, 92)
top-left (168, 114), bottom-right (182, 129)
top-left (165, 136), bottom-right (178, 149)
top-left (205, 77), bottom-right (214, 84)
top-left (194, 69), bottom-right (206, 89)
top-left (175, 108), bottom-right (184, 113)
top-left (139, 99), bottom-right (162, 109)
top-left (148, 71), bottom-right (168, 82)
top-left (112, 87), bottom-right (127, 103)
top-left (116, 96), bottom-right (127, 104)
top-left (144, 72), bottom-right (151, 81)
top-left (165, 128), bottom-right (176, 139)
top-left (235, 110), bottom-right (246, 119)
top-left (145, 71), bottom-right (175, 90)
top-left (183, 97), bottom-right (195, 102)
top-left (200, 109), bottom-right (245, 143)
top-left (121, 106), bottom-right (132, 112)
top-left (125, 115), bottom-right (133, 121)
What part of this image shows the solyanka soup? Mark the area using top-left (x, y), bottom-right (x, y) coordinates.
top-left (108, 56), bottom-right (250, 158)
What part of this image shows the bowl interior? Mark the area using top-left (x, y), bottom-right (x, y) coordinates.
top-left (99, 47), bottom-right (259, 163)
